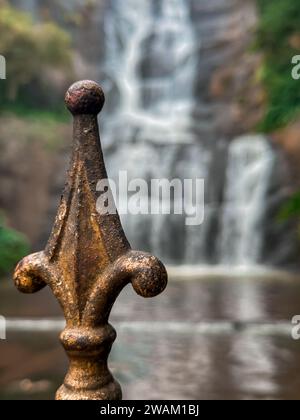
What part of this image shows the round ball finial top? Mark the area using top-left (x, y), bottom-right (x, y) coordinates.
top-left (65, 80), bottom-right (105, 115)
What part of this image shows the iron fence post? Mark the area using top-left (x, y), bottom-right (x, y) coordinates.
top-left (13, 80), bottom-right (168, 400)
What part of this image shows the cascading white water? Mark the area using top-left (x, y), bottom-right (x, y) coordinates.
top-left (219, 135), bottom-right (275, 267)
top-left (102, 0), bottom-right (216, 264)
top-left (103, 0), bottom-right (198, 145)
top-left (100, 0), bottom-right (279, 267)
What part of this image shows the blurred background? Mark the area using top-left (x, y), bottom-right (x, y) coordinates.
top-left (1, 0), bottom-right (300, 400)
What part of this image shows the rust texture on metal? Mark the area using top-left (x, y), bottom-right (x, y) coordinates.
top-left (13, 80), bottom-right (168, 400)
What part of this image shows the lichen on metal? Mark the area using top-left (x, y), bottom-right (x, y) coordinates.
top-left (13, 80), bottom-right (168, 400)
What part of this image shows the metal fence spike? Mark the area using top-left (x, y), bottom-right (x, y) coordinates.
top-left (13, 80), bottom-right (168, 400)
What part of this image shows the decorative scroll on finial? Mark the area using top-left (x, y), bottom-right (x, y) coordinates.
top-left (13, 80), bottom-right (168, 400)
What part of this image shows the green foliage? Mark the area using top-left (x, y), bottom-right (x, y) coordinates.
top-left (255, 0), bottom-right (300, 131)
top-left (0, 214), bottom-right (29, 276)
top-left (0, 2), bottom-right (72, 115)
top-left (278, 191), bottom-right (300, 221)
top-left (256, 1), bottom-right (300, 225)
top-left (1, 102), bottom-right (69, 124)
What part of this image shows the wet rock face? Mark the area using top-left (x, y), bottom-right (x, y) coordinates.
top-left (190, 0), bottom-right (264, 137)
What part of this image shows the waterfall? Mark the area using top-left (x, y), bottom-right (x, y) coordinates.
top-left (102, 0), bottom-right (198, 145)
top-left (219, 136), bottom-right (275, 267)
top-left (10, 0), bottom-right (297, 269)
top-left (102, 0), bottom-right (209, 265)
top-left (98, 0), bottom-right (287, 268)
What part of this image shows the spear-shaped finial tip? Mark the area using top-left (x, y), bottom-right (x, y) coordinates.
top-left (65, 80), bottom-right (105, 115)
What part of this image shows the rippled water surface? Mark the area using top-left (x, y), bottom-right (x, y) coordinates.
top-left (1, 275), bottom-right (300, 400)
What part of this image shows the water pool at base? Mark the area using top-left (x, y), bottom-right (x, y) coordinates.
top-left (1, 275), bottom-right (300, 400)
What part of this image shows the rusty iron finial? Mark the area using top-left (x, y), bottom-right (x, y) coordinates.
top-left (13, 80), bottom-right (168, 400)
